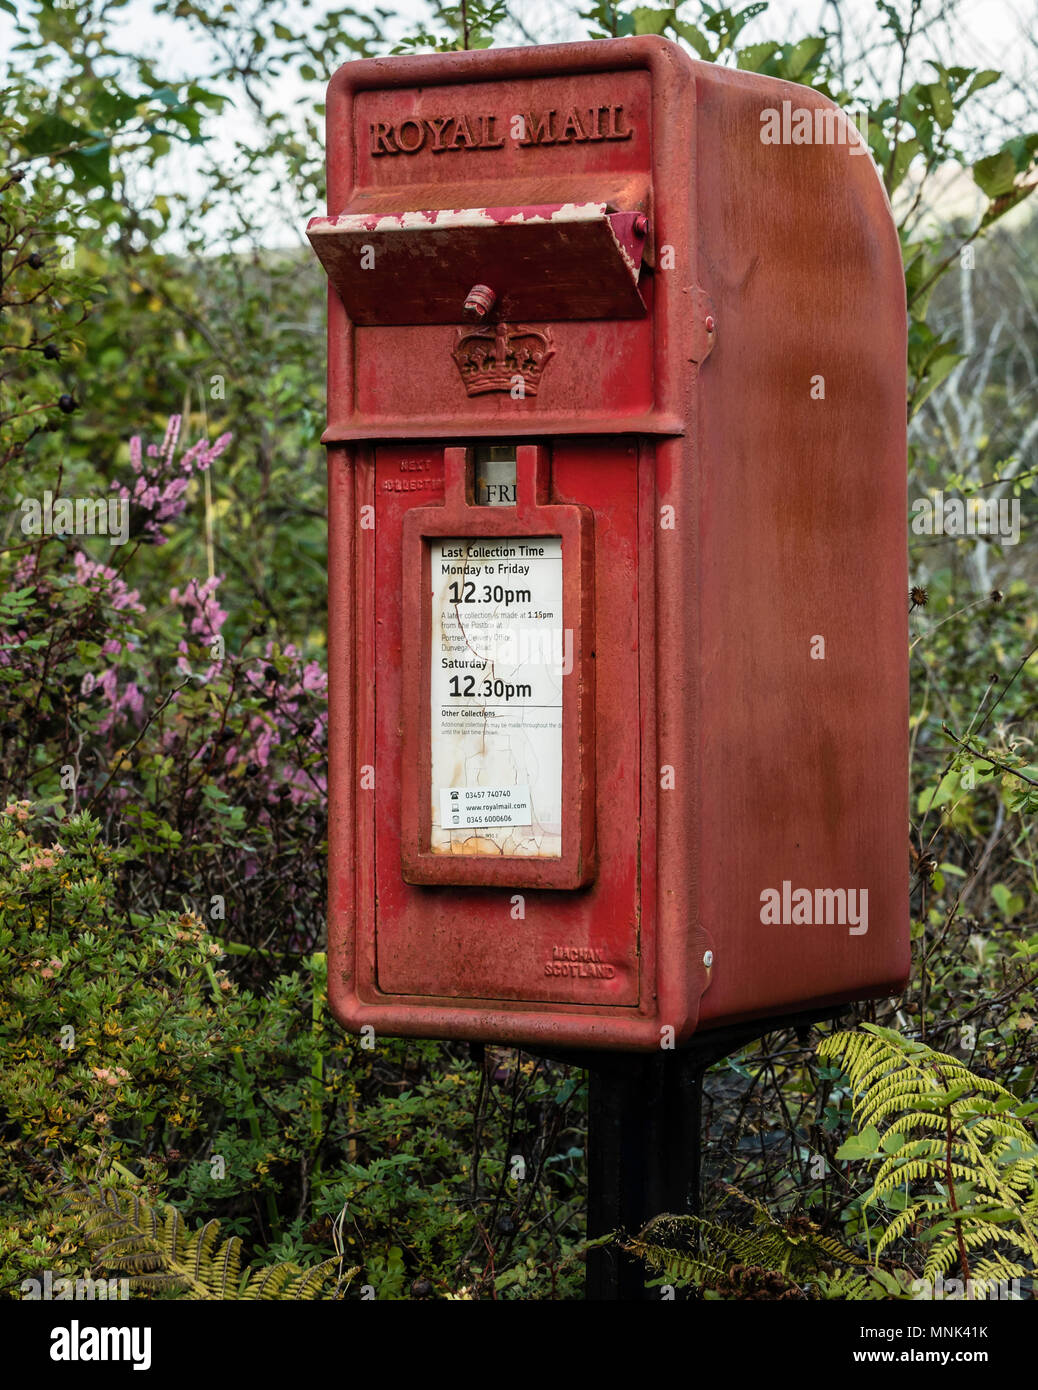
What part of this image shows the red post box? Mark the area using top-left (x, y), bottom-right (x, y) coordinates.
top-left (310, 36), bottom-right (909, 1052)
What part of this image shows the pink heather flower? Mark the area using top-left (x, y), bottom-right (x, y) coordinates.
top-left (301, 661), bottom-right (326, 694)
top-left (67, 554), bottom-right (146, 730)
top-left (73, 552), bottom-right (145, 615)
top-left (182, 431), bottom-right (232, 472)
top-left (13, 552), bottom-right (37, 586)
top-left (113, 416), bottom-right (232, 544)
top-left (226, 642), bottom-right (328, 802)
top-left (171, 575), bottom-right (227, 680)
top-left (122, 682), bottom-right (145, 719)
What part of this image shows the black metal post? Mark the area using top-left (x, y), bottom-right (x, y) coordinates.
top-left (525, 1007), bottom-right (845, 1301)
top-left (585, 1051), bottom-right (704, 1300)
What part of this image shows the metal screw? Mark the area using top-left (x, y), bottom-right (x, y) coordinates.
top-left (463, 284), bottom-right (496, 320)
top-left (703, 950), bottom-right (714, 969)
top-left (633, 214), bottom-right (649, 238)
top-left (705, 315), bottom-right (715, 333)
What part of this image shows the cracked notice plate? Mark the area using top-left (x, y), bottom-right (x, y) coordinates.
top-left (430, 537), bottom-right (564, 857)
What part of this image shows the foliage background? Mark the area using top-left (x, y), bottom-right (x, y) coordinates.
top-left (1, 0), bottom-right (1036, 1299)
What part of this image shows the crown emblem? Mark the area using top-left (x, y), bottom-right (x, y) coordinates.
top-left (452, 322), bottom-right (555, 397)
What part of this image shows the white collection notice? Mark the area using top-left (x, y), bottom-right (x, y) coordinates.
top-left (430, 536), bottom-right (565, 857)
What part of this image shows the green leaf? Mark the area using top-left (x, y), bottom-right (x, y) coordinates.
top-left (991, 883), bottom-right (1023, 919)
top-left (787, 36), bottom-right (826, 78)
top-left (973, 150), bottom-right (1017, 198)
top-left (632, 6), bottom-right (673, 35)
top-left (90, 87), bottom-right (139, 128)
top-left (927, 83), bottom-right (953, 130)
top-left (912, 351), bottom-right (964, 410)
top-left (554, 1077), bottom-right (579, 1105)
top-left (965, 70), bottom-right (1001, 97)
top-left (19, 114), bottom-right (86, 157)
top-left (736, 41), bottom-right (779, 71)
top-left (888, 136), bottom-right (922, 193)
top-left (835, 1126), bottom-right (883, 1160)
top-left (917, 767), bottom-right (960, 814)
top-left (673, 21), bottom-right (713, 60)
top-left (68, 144), bottom-right (112, 191)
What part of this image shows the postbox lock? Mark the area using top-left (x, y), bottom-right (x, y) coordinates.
top-left (463, 284), bottom-right (497, 320)
top-left (703, 951), bottom-right (714, 970)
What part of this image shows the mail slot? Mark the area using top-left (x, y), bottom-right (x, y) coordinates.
top-left (308, 204), bottom-right (648, 323)
top-left (312, 36), bottom-right (909, 1050)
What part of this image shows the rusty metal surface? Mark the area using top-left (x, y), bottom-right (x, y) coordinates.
top-left (318, 36), bottom-right (909, 1050)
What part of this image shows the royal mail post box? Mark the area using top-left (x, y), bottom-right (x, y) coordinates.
top-left (310, 36), bottom-right (909, 1050)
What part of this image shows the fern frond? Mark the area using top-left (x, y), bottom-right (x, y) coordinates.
top-left (241, 1264), bottom-right (297, 1300)
top-left (66, 1186), bottom-right (342, 1301)
top-left (873, 1204), bottom-right (924, 1255)
top-left (813, 1271), bottom-right (897, 1300)
top-left (627, 1206), bottom-right (869, 1299)
top-left (822, 1026), bottom-right (1038, 1283)
top-left (284, 1260), bottom-right (341, 1301)
top-left (623, 1236), bottom-right (723, 1287)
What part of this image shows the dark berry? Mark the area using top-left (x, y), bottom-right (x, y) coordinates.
top-left (28, 251), bottom-right (44, 269)
top-left (58, 394), bottom-right (76, 414)
top-left (43, 343), bottom-right (60, 360)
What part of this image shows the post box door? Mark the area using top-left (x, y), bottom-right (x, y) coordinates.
top-left (366, 438), bottom-right (651, 1007)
